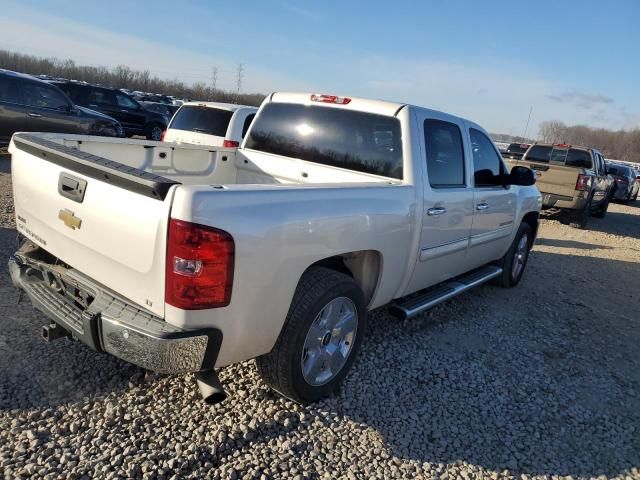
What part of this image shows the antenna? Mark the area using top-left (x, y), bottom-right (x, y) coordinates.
top-left (522, 105), bottom-right (533, 141)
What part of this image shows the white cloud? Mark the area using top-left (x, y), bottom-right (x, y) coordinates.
top-left (0, 6), bottom-right (313, 94)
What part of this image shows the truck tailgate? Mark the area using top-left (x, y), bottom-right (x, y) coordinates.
top-left (9, 134), bottom-right (179, 317)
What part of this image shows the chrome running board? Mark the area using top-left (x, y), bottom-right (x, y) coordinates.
top-left (390, 265), bottom-right (502, 319)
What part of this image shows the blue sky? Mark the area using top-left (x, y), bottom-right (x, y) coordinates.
top-left (2, 0), bottom-right (638, 135)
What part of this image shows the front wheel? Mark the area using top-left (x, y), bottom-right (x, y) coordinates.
top-left (256, 267), bottom-right (367, 404)
top-left (495, 222), bottom-right (532, 288)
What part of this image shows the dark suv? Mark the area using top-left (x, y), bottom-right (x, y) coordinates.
top-left (51, 81), bottom-right (168, 140)
top-left (0, 70), bottom-right (123, 144)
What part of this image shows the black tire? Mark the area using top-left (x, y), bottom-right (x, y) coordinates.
top-left (145, 123), bottom-right (164, 141)
top-left (593, 196), bottom-right (609, 218)
top-left (569, 197), bottom-right (592, 229)
top-left (256, 267), bottom-right (367, 404)
top-left (495, 222), bottom-right (532, 288)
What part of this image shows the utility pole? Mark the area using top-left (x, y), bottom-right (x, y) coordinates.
top-left (234, 63), bottom-right (244, 103)
top-left (522, 105), bottom-right (533, 141)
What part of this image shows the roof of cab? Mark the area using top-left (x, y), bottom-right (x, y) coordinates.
top-left (181, 101), bottom-right (258, 112)
top-left (270, 92), bottom-right (407, 117)
top-left (268, 92), bottom-right (488, 133)
top-left (0, 69), bottom-right (51, 84)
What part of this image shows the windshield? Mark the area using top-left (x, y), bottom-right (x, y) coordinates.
top-left (169, 106), bottom-right (233, 136)
top-left (244, 102), bottom-right (403, 179)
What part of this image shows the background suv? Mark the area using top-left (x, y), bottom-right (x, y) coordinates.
top-left (0, 70), bottom-right (123, 144)
top-left (50, 81), bottom-right (168, 140)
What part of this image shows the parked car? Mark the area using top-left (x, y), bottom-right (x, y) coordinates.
top-left (506, 143), bottom-right (614, 228)
top-left (139, 101), bottom-right (179, 119)
top-left (49, 80), bottom-right (168, 140)
top-left (504, 143), bottom-right (531, 160)
top-left (8, 92), bottom-right (540, 404)
top-left (606, 163), bottom-right (639, 203)
top-left (0, 70), bottom-right (123, 144)
top-left (163, 102), bottom-right (257, 147)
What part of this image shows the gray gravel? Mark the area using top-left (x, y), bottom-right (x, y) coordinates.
top-left (1, 155), bottom-right (639, 479)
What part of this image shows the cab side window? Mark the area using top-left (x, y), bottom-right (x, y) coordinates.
top-left (242, 113), bottom-right (256, 138)
top-left (424, 119), bottom-right (465, 188)
top-left (469, 128), bottom-right (504, 187)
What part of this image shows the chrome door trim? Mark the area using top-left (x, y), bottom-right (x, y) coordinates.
top-left (420, 237), bottom-right (469, 262)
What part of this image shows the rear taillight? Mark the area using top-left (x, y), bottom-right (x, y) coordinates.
top-left (165, 219), bottom-right (234, 310)
top-left (222, 140), bottom-right (239, 148)
top-left (575, 173), bottom-right (592, 191)
top-left (160, 130), bottom-right (166, 141)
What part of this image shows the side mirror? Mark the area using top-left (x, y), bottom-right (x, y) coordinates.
top-left (508, 166), bottom-right (536, 186)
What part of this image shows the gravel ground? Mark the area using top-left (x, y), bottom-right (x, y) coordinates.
top-left (1, 155), bottom-right (639, 480)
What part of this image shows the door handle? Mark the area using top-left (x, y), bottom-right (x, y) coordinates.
top-left (27, 112), bottom-right (42, 118)
top-left (476, 202), bottom-right (489, 211)
top-left (427, 207), bottom-right (447, 216)
top-left (89, 104), bottom-right (98, 107)
top-left (120, 109), bottom-right (129, 113)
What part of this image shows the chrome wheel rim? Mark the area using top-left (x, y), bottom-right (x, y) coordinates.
top-left (301, 297), bottom-right (358, 386)
top-left (512, 233), bottom-right (529, 279)
top-left (151, 126), bottom-right (163, 140)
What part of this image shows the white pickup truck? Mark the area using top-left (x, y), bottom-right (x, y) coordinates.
top-left (8, 92), bottom-right (541, 404)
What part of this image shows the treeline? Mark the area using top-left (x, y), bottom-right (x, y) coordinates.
top-left (539, 121), bottom-right (640, 162)
top-left (0, 49), bottom-right (266, 106)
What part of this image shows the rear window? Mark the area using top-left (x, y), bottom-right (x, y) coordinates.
top-left (565, 149), bottom-right (592, 169)
top-left (525, 145), bottom-right (552, 163)
top-left (608, 165), bottom-right (631, 176)
top-left (244, 102), bottom-right (403, 179)
top-left (170, 106), bottom-right (233, 137)
top-left (525, 146), bottom-right (592, 169)
top-left (0, 77), bottom-right (19, 104)
top-left (507, 143), bottom-right (528, 154)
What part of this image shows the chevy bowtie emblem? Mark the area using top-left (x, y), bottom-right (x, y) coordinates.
top-left (58, 209), bottom-right (82, 230)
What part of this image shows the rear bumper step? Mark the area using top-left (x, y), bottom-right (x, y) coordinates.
top-left (9, 242), bottom-right (222, 375)
top-left (390, 265), bottom-right (502, 319)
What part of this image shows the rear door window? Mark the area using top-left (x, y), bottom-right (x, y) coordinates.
top-left (170, 106), bottom-right (233, 137)
top-left (88, 88), bottom-right (117, 105)
top-left (245, 102), bottom-right (403, 179)
top-left (424, 119), bottom-right (465, 187)
top-left (0, 77), bottom-right (19, 104)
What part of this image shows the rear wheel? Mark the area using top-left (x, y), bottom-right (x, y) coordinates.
top-left (145, 123), bottom-right (164, 141)
top-left (256, 267), bottom-right (367, 403)
top-left (593, 196), bottom-right (610, 218)
top-left (569, 198), bottom-right (592, 229)
top-left (495, 222), bottom-right (532, 288)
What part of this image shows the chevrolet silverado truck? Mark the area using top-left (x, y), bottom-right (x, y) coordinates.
top-left (506, 143), bottom-right (614, 228)
top-left (8, 92), bottom-right (540, 404)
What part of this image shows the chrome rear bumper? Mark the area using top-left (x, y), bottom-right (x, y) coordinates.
top-left (9, 241), bottom-right (222, 374)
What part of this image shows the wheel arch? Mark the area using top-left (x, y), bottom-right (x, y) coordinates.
top-left (306, 250), bottom-right (382, 308)
top-left (521, 211), bottom-right (539, 247)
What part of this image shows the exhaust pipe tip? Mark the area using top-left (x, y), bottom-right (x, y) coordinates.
top-left (195, 370), bottom-right (226, 405)
top-left (42, 323), bottom-right (70, 342)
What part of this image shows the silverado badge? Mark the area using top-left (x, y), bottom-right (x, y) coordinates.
top-left (58, 209), bottom-right (82, 230)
